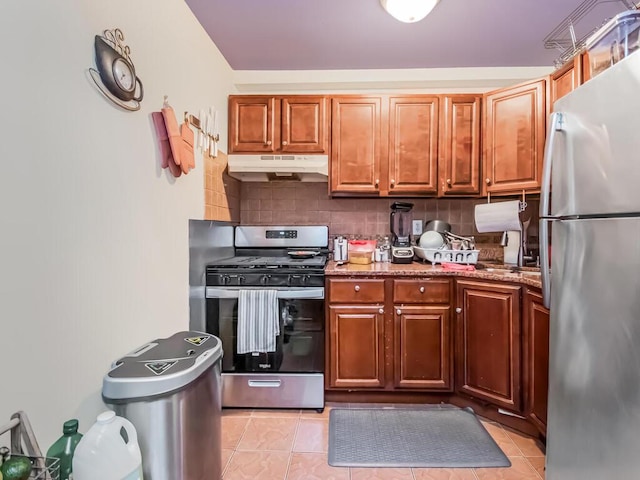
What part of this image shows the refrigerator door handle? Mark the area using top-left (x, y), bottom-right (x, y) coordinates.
top-left (540, 112), bottom-right (564, 218)
top-left (539, 218), bottom-right (551, 308)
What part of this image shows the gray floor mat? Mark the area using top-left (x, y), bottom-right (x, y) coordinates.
top-left (328, 406), bottom-right (511, 468)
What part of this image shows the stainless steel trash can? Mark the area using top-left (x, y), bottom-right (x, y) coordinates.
top-left (102, 331), bottom-right (223, 480)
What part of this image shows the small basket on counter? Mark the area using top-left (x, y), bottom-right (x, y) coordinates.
top-left (414, 246), bottom-right (479, 265)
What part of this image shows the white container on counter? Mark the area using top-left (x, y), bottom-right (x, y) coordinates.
top-left (333, 236), bottom-right (348, 262)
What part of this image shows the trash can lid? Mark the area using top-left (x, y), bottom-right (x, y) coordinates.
top-left (102, 331), bottom-right (223, 400)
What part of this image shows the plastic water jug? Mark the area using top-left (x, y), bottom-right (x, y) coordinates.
top-left (72, 411), bottom-right (143, 480)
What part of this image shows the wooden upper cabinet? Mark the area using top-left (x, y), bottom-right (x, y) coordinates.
top-left (330, 96), bottom-right (383, 194)
top-left (229, 95), bottom-right (328, 154)
top-left (229, 96), bottom-right (276, 153)
top-left (483, 78), bottom-right (546, 195)
top-left (548, 56), bottom-right (582, 112)
top-left (387, 96), bottom-right (439, 195)
top-left (580, 50), bottom-right (592, 84)
top-left (281, 96), bottom-right (328, 153)
top-left (439, 95), bottom-right (482, 196)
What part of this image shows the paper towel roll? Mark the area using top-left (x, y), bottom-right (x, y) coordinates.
top-left (474, 201), bottom-right (522, 233)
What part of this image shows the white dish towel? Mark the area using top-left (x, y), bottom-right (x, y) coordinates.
top-left (237, 289), bottom-right (280, 354)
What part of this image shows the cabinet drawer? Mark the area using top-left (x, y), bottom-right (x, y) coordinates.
top-left (328, 279), bottom-right (385, 303)
top-left (393, 278), bottom-right (450, 304)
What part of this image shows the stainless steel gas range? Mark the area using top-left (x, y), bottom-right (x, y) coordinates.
top-left (205, 225), bottom-right (328, 411)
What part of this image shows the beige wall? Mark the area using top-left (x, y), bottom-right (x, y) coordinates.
top-left (0, 0), bottom-right (233, 446)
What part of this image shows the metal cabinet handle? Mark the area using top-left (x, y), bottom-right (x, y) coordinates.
top-left (266, 140), bottom-right (272, 146)
top-left (390, 179), bottom-right (395, 187)
top-left (375, 179), bottom-right (380, 187)
top-left (354, 285), bottom-right (360, 292)
top-left (282, 140), bottom-right (288, 146)
top-left (446, 179), bottom-right (452, 185)
top-left (396, 309), bottom-right (402, 315)
top-left (419, 286), bottom-right (425, 293)
top-left (485, 178), bottom-right (491, 185)
top-left (378, 308), bottom-right (384, 314)
top-left (455, 307), bottom-right (462, 313)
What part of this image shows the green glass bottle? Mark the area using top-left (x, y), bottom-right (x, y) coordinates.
top-left (46, 419), bottom-right (83, 480)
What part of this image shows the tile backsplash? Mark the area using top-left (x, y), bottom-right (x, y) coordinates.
top-left (240, 182), bottom-right (539, 249)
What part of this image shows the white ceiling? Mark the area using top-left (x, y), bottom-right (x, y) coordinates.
top-left (185, 0), bottom-right (636, 71)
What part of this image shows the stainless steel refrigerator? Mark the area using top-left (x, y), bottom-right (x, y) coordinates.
top-left (540, 51), bottom-right (640, 479)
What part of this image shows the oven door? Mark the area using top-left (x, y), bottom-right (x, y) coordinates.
top-left (205, 287), bottom-right (324, 374)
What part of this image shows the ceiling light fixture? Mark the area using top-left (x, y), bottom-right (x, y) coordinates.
top-left (380, 0), bottom-right (440, 23)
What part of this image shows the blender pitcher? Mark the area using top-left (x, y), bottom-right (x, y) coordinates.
top-left (390, 202), bottom-right (414, 263)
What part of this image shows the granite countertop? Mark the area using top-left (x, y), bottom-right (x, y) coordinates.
top-left (325, 260), bottom-right (542, 289)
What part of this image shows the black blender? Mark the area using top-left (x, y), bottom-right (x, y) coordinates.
top-left (390, 202), bottom-right (414, 264)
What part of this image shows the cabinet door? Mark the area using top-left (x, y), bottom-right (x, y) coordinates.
top-left (549, 56), bottom-right (582, 112)
top-left (229, 96), bottom-right (276, 153)
top-left (281, 96), bottom-right (328, 153)
top-left (455, 280), bottom-right (522, 411)
top-left (387, 96), bottom-right (439, 195)
top-left (328, 305), bottom-right (385, 388)
top-left (394, 305), bottom-right (452, 390)
top-left (439, 95), bottom-right (482, 196)
top-left (483, 79), bottom-right (546, 195)
top-left (330, 97), bottom-right (383, 194)
top-left (524, 289), bottom-right (549, 435)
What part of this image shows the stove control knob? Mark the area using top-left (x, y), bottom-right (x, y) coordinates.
top-left (261, 275), bottom-right (271, 285)
top-left (302, 275), bottom-right (310, 285)
top-left (221, 275), bottom-right (231, 285)
top-left (238, 275), bottom-right (246, 285)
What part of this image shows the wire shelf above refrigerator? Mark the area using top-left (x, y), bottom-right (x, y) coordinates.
top-left (544, 0), bottom-right (639, 67)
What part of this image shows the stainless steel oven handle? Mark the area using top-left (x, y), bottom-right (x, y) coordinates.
top-left (248, 379), bottom-right (282, 388)
top-left (206, 287), bottom-right (324, 300)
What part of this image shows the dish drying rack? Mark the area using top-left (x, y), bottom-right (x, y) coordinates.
top-left (0, 412), bottom-right (60, 479)
top-left (415, 231), bottom-right (479, 265)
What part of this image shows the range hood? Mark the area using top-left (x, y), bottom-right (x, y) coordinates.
top-left (227, 154), bottom-right (328, 182)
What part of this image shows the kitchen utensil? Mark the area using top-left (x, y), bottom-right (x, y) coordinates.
top-left (287, 250), bottom-right (319, 259)
top-left (419, 230), bottom-right (445, 249)
top-left (180, 121), bottom-right (194, 174)
top-left (443, 231), bottom-right (476, 250)
top-left (424, 220), bottom-right (452, 233)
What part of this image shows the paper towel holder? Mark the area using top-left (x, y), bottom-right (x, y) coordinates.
top-left (486, 190), bottom-right (527, 213)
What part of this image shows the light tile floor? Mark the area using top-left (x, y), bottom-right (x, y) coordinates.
top-left (221, 404), bottom-right (546, 480)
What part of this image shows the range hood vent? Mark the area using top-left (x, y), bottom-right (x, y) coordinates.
top-left (227, 154), bottom-right (329, 182)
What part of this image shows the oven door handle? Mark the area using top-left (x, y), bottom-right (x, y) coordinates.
top-left (205, 287), bottom-right (324, 300)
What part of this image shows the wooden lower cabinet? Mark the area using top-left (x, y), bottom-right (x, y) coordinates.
top-left (455, 280), bottom-right (523, 412)
top-left (327, 277), bottom-right (452, 392)
top-left (524, 288), bottom-right (550, 435)
top-left (328, 305), bottom-right (385, 388)
top-left (394, 305), bottom-right (452, 390)
top-left (327, 275), bottom-right (550, 436)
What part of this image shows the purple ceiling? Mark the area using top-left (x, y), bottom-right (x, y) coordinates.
top-left (185, 0), bottom-right (635, 70)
